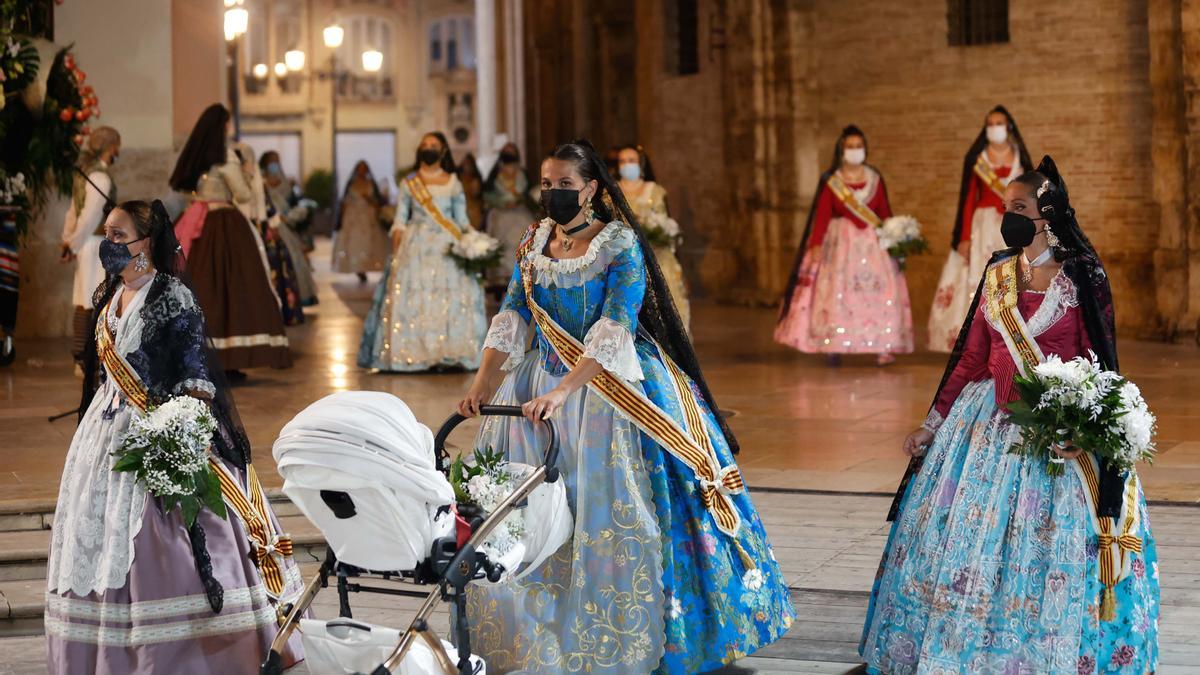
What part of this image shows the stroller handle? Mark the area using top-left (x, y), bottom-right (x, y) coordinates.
top-left (434, 405), bottom-right (561, 482)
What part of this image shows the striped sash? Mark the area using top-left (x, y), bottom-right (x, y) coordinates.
top-left (826, 174), bottom-right (882, 228)
top-left (95, 300), bottom-right (151, 413)
top-left (984, 257), bottom-right (1044, 376)
top-left (405, 174), bottom-right (463, 242)
top-left (1070, 452), bottom-right (1142, 621)
top-left (520, 257), bottom-right (751, 561)
top-left (973, 154), bottom-right (1009, 200)
top-left (209, 460), bottom-right (294, 599)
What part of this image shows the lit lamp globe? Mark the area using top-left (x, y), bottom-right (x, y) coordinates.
top-left (362, 49), bottom-right (383, 73)
top-left (323, 25), bottom-right (344, 49)
top-left (274, 62), bottom-right (288, 78)
top-left (253, 63), bottom-right (268, 80)
top-left (284, 49), bottom-right (306, 72)
top-left (224, 6), bottom-right (248, 41)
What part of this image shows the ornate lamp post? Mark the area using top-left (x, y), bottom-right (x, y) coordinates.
top-left (223, 0), bottom-right (249, 138)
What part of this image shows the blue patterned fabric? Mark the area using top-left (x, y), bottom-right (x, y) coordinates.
top-left (357, 175), bottom-right (486, 371)
top-left (860, 379), bottom-right (1160, 674)
top-left (464, 224), bottom-right (794, 674)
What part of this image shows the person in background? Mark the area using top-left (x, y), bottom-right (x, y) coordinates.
top-left (927, 105), bottom-right (1034, 352)
top-left (357, 131), bottom-right (486, 372)
top-left (482, 142), bottom-right (534, 287)
top-left (774, 125), bottom-right (913, 366)
top-left (617, 143), bottom-right (691, 331)
top-left (260, 151), bottom-right (318, 306)
top-left (459, 153), bottom-right (486, 230)
top-left (239, 146), bottom-right (304, 326)
top-left (331, 160), bottom-right (389, 283)
top-left (169, 103), bottom-right (291, 377)
top-left (60, 126), bottom-right (120, 374)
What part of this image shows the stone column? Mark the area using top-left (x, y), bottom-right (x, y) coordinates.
top-left (475, 0), bottom-right (498, 171)
top-left (1181, 0), bottom-right (1200, 337)
top-left (502, 0), bottom-right (526, 152)
top-left (1149, 0), bottom-right (1189, 338)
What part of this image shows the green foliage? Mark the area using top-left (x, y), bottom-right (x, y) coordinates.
top-left (887, 237), bottom-right (930, 271)
top-left (449, 446), bottom-right (508, 506)
top-left (111, 439), bottom-right (228, 527)
top-left (303, 169), bottom-right (334, 210)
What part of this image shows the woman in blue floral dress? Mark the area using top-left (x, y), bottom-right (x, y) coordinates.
top-left (456, 141), bottom-right (794, 674)
top-left (860, 157), bottom-right (1159, 674)
top-left (358, 132), bottom-right (487, 372)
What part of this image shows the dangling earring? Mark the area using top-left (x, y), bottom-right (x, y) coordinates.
top-left (1045, 228), bottom-right (1060, 249)
top-left (134, 251), bottom-right (149, 273)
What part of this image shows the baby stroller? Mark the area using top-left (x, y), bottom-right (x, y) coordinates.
top-left (260, 391), bottom-right (571, 675)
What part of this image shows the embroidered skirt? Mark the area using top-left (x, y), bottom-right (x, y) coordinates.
top-left (926, 207), bottom-right (1006, 353)
top-left (464, 346), bottom-right (794, 674)
top-left (185, 207), bottom-right (291, 370)
top-left (860, 380), bottom-right (1160, 674)
top-left (775, 218), bottom-right (913, 354)
top-left (259, 222), bottom-right (305, 326)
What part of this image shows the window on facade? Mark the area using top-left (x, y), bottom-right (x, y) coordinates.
top-left (664, 0), bottom-right (699, 76)
top-left (947, 0), bottom-right (1009, 46)
top-left (427, 15), bottom-right (475, 74)
top-left (335, 13), bottom-right (394, 100)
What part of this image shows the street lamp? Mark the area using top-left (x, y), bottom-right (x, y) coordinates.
top-left (361, 49), bottom-right (383, 73)
top-left (284, 48), bottom-right (305, 72)
top-left (273, 62), bottom-right (288, 79)
top-left (253, 63), bottom-right (268, 79)
top-left (224, 0), bottom-right (249, 138)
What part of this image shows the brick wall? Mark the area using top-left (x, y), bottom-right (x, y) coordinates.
top-left (590, 0), bottom-right (1161, 335)
top-left (804, 0), bottom-right (1157, 334)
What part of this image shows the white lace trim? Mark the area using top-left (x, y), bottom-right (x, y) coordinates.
top-left (1026, 270), bottom-right (1078, 337)
top-left (582, 317), bottom-right (643, 382)
top-left (175, 378), bottom-right (216, 398)
top-left (922, 409), bottom-right (945, 433)
top-left (45, 584), bottom-right (269, 623)
top-left (44, 602), bottom-right (276, 646)
top-left (526, 220), bottom-right (638, 288)
top-left (484, 309), bottom-right (530, 370)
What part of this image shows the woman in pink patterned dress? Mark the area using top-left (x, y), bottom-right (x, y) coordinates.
top-left (775, 125), bottom-right (913, 366)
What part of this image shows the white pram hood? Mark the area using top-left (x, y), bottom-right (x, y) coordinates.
top-left (273, 391), bottom-right (456, 571)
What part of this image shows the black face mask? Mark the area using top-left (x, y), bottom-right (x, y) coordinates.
top-left (418, 148), bottom-right (442, 166)
top-left (499, 151), bottom-right (519, 165)
top-left (99, 237), bottom-right (147, 276)
top-left (541, 188), bottom-right (586, 227)
top-left (1000, 211), bottom-right (1041, 248)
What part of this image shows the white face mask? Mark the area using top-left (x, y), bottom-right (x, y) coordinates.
top-left (843, 148), bottom-right (866, 166)
top-left (986, 124), bottom-right (1009, 145)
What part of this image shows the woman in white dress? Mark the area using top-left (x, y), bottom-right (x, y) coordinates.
top-left (927, 105), bottom-right (1033, 352)
top-left (357, 132), bottom-right (487, 372)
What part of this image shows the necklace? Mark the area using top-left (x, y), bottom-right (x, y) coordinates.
top-left (1020, 248), bottom-right (1053, 284)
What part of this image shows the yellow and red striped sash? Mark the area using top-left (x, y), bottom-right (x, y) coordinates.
top-left (210, 460), bottom-right (294, 598)
top-left (1070, 452), bottom-right (1142, 621)
top-left (826, 174), bottom-right (882, 228)
top-left (973, 154), bottom-right (1009, 200)
top-left (984, 256), bottom-right (1043, 376)
top-left (405, 174), bottom-right (463, 242)
top-left (94, 300), bottom-right (151, 413)
top-left (520, 260), bottom-right (751, 557)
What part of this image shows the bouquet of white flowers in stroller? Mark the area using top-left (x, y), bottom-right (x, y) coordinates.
top-left (260, 399), bottom-right (564, 675)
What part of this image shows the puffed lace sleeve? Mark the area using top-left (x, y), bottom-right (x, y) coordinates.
top-left (582, 234), bottom-right (646, 382)
top-left (169, 285), bottom-right (216, 399)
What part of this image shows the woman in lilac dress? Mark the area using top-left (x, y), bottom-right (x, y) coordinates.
top-left (46, 200), bottom-right (304, 674)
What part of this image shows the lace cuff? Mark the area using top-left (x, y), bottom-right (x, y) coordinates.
top-left (922, 409), bottom-right (945, 433)
top-left (582, 318), bottom-right (643, 383)
top-left (484, 310), bottom-right (530, 370)
top-left (176, 378), bottom-right (216, 399)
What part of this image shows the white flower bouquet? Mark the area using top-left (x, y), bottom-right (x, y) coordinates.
top-left (447, 230), bottom-right (504, 279)
top-left (1007, 353), bottom-right (1157, 477)
top-left (876, 215), bottom-right (929, 269)
top-left (449, 446), bottom-right (527, 560)
top-left (113, 396), bottom-right (228, 526)
top-left (641, 211), bottom-right (683, 250)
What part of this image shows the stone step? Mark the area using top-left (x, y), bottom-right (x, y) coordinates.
top-left (0, 490), bottom-right (301, 533)
top-left (0, 513), bottom-right (327, 583)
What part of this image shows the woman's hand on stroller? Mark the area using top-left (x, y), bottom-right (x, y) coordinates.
top-left (523, 388), bottom-right (567, 422)
top-left (457, 377), bottom-right (498, 417)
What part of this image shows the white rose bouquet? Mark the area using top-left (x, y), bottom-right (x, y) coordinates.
top-left (449, 446), bottom-right (528, 560)
top-left (113, 396), bottom-right (228, 526)
top-left (1007, 353), bottom-right (1157, 477)
top-left (641, 210), bottom-right (682, 250)
top-left (876, 215), bottom-right (929, 269)
top-left (447, 230), bottom-right (504, 279)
